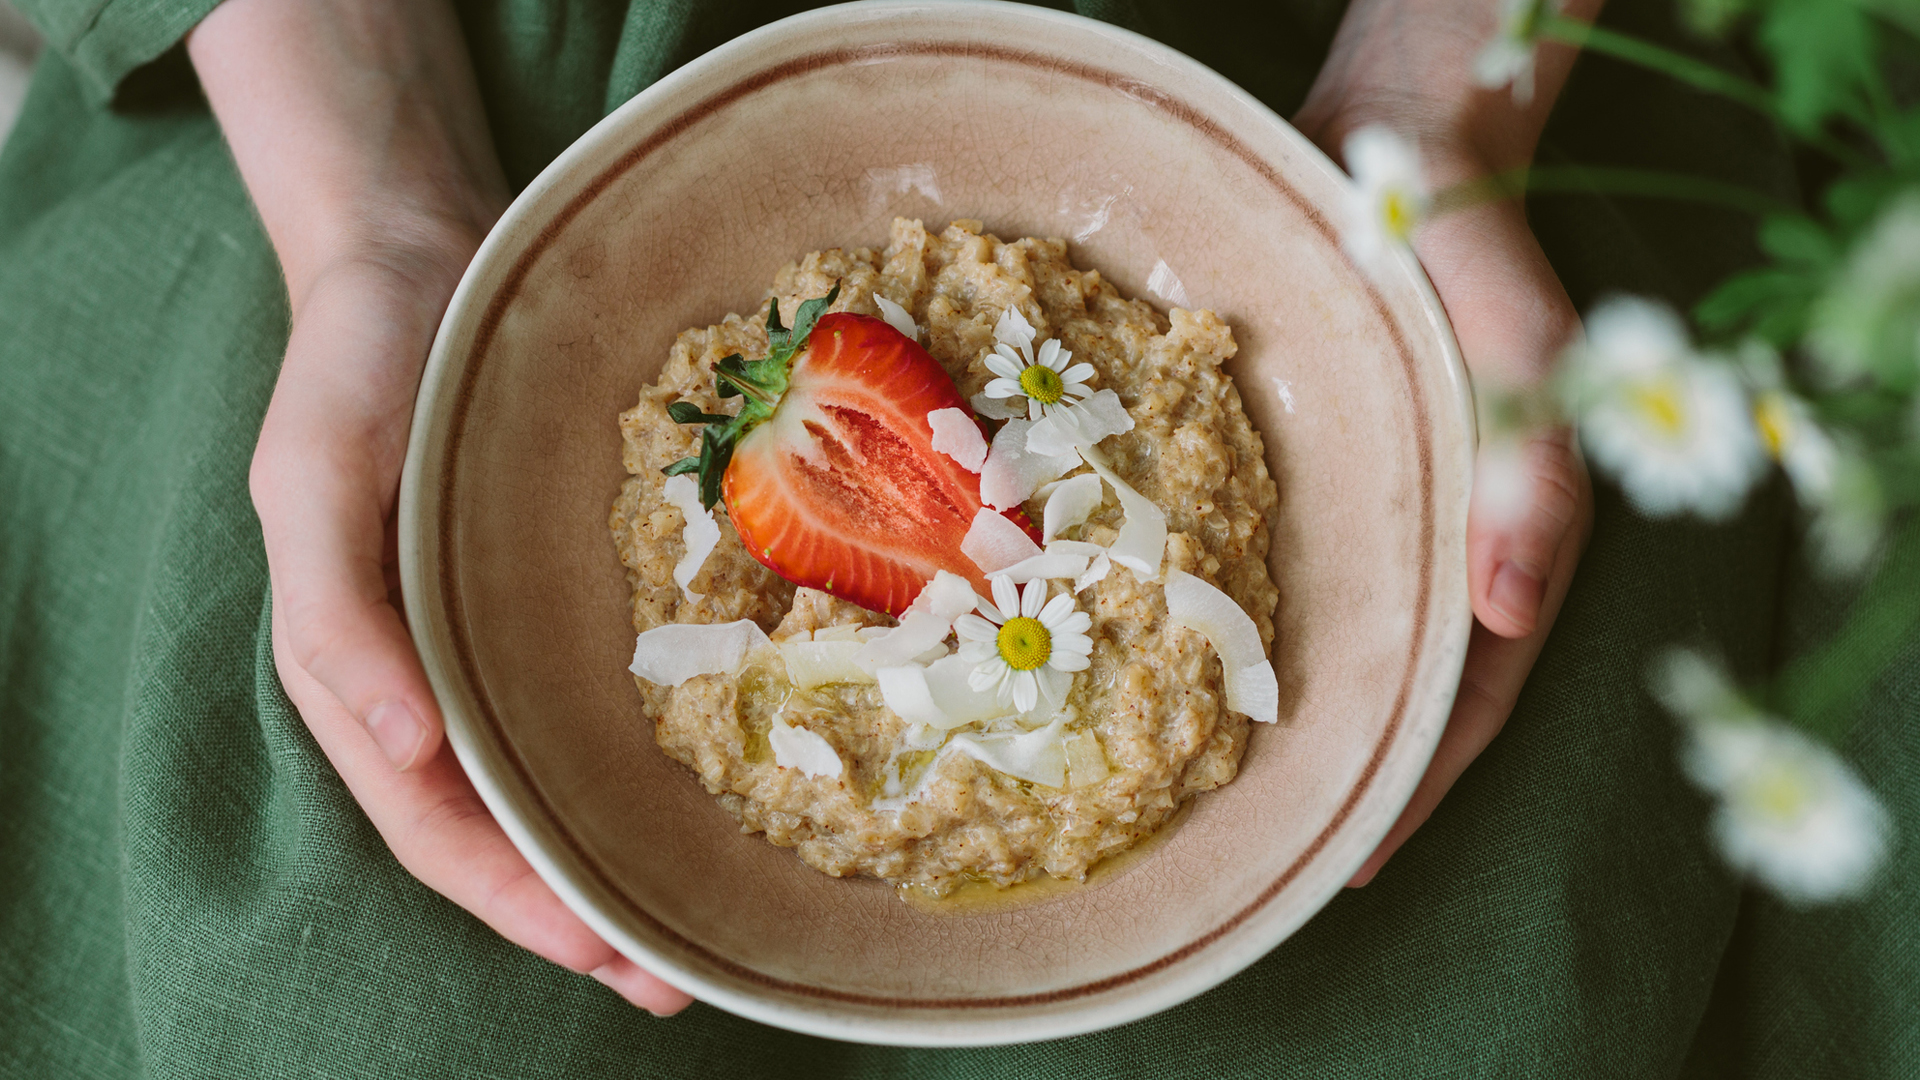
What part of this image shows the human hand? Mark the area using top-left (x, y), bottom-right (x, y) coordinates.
top-left (1294, 0), bottom-right (1600, 887)
top-left (189, 0), bottom-right (692, 1014)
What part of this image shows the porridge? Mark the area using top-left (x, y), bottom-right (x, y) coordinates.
top-left (610, 218), bottom-right (1279, 895)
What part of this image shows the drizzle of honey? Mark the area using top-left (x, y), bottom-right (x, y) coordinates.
top-left (895, 799), bottom-right (1196, 916)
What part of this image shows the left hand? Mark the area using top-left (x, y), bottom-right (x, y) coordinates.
top-left (1295, 0), bottom-right (1600, 886)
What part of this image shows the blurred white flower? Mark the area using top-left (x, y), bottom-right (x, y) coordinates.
top-left (1564, 297), bottom-right (1767, 520)
top-left (1341, 127), bottom-right (1429, 275)
top-left (1808, 452), bottom-right (1887, 576)
top-left (956, 575), bottom-right (1092, 714)
top-left (1653, 648), bottom-right (1892, 906)
top-left (1474, 0), bottom-right (1560, 104)
top-left (1808, 191), bottom-right (1920, 386)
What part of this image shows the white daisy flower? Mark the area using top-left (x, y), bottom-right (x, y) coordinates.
top-left (980, 306), bottom-right (1097, 421)
top-left (954, 575), bottom-right (1093, 714)
top-left (1653, 649), bottom-right (1891, 906)
top-left (1473, 0), bottom-right (1561, 104)
top-left (1563, 297), bottom-right (1767, 521)
top-left (1341, 126), bottom-right (1430, 276)
top-left (1738, 343), bottom-right (1837, 503)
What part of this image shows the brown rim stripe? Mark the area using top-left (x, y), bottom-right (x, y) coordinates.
top-left (441, 41), bottom-right (1436, 1010)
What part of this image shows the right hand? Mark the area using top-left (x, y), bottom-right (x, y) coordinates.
top-left (189, 0), bottom-right (693, 1016)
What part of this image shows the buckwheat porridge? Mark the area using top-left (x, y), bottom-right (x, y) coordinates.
top-left (609, 218), bottom-right (1279, 897)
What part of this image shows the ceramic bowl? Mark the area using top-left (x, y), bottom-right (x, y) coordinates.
top-left (399, 0), bottom-right (1473, 1047)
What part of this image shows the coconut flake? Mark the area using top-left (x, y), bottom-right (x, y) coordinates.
top-left (994, 304), bottom-right (1038, 354)
top-left (1063, 730), bottom-right (1111, 788)
top-left (876, 664), bottom-right (946, 727)
top-left (1042, 473), bottom-right (1105, 542)
top-left (1164, 569), bottom-right (1277, 723)
top-left (857, 570), bottom-right (980, 671)
top-left (979, 418), bottom-right (1082, 510)
top-left (970, 392), bottom-right (1027, 421)
top-left (879, 654), bottom-right (1015, 730)
top-left (993, 551), bottom-right (1091, 584)
top-left (948, 715), bottom-right (1069, 787)
top-left (1082, 446), bottom-right (1166, 581)
top-left (927, 407), bottom-right (989, 472)
top-left (961, 508), bottom-right (1043, 574)
top-left (1075, 551), bottom-right (1113, 593)
top-left (662, 475), bottom-right (721, 603)
top-left (1025, 389), bottom-right (1136, 457)
top-left (629, 620), bottom-right (771, 686)
top-left (874, 294), bottom-right (919, 340)
top-left (777, 639), bottom-right (875, 688)
top-left (768, 718), bottom-right (844, 778)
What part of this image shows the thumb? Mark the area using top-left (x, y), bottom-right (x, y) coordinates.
top-left (1469, 430), bottom-right (1590, 639)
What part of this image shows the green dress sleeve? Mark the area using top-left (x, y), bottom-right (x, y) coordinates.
top-left (10, 0), bottom-right (223, 106)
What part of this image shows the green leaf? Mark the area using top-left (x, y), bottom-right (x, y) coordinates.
top-left (1760, 0), bottom-right (1878, 133)
top-left (662, 456), bottom-right (701, 477)
top-left (667, 401), bottom-right (732, 425)
top-left (1757, 214), bottom-right (1839, 267)
top-left (1772, 517), bottom-right (1920, 739)
top-left (1693, 266), bottom-right (1818, 341)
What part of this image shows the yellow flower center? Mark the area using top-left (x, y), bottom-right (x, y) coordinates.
top-left (1381, 188), bottom-right (1419, 241)
top-left (1737, 760), bottom-right (1815, 826)
top-left (1019, 364), bottom-right (1066, 404)
top-left (1754, 391), bottom-right (1793, 461)
top-left (996, 616), bottom-right (1052, 671)
top-left (1628, 375), bottom-right (1688, 437)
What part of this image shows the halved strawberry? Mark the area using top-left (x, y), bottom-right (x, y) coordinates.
top-left (665, 286), bottom-right (1038, 616)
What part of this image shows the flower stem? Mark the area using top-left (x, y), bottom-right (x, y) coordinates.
top-left (1433, 164), bottom-right (1797, 218)
top-left (1539, 15), bottom-right (1874, 169)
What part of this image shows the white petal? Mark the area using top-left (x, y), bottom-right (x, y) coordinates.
top-left (1019, 580), bottom-right (1046, 618)
top-left (957, 640), bottom-right (999, 664)
top-left (924, 653), bottom-right (1018, 729)
top-left (1036, 666), bottom-right (1072, 710)
top-left (1011, 670), bottom-right (1039, 713)
top-left (990, 574), bottom-right (1021, 618)
top-left (982, 377), bottom-right (1024, 399)
top-left (1038, 593), bottom-right (1076, 626)
top-left (1060, 363), bottom-right (1096, 385)
top-left (1082, 445), bottom-right (1166, 581)
top-left (661, 475), bottom-right (721, 603)
top-left (979, 418), bottom-right (1083, 510)
top-left (954, 613), bottom-right (1000, 641)
top-left (768, 719), bottom-right (843, 779)
top-left (962, 508), bottom-right (1044, 574)
top-left (993, 551), bottom-right (1091, 583)
top-left (986, 348), bottom-right (1026, 381)
top-left (874, 294), bottom-right (920, 340)
top-left (927, 407), bottom-right (989, 472)
top-left (630, 620), bottom-right (770, 686)
top-left (1037, 338), bottom-right (1067, 371)
top-left (1051, 631), bottom-right (1093, 658)
top-left (1054, 612), bottom-right (1092, 635)
top-left (1042, 473), bottom-right (1105, 542)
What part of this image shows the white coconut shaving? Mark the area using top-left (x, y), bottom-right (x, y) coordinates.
top-left (979, 418), bottom-right (1081, 510)
top-left (874, 294), bottom-right (920, 341)
top-left (856, 570), bottom-right (979, 671)
top-left (970, 392), bottom-right (1027, 421)
top-left (661, 474), bottom-right (721, 603)
top-left (878, 654), bottom-right (1017, 731)
top-left (1063, 729), bottom-right (1111, 788)
top-left (776, 639), bottom-right (876, 688)
top-left (1081, 445), bottom-right (1166, 581)
top-left (926, 407), bottom-right (988, 472)
top-left (629, 620), bottom-right (771, 687)
top-left (1163, 569), bottom-right (1278, 724)
top-left (994, 304), bottom-right (1038, 354)
top-left (961, 507), bottom-right (1043, 574)
top-left (992, 550), bottom-right (1092, 584)
top-left (768, 716), bottom-right (844, 779)
top-left (1041, 473), bottom-right (1105, 542)
top-left (1024, 389), bottom-right (1135, 457)
top-left (947, 714), bottom-right (1070, 788)
top-left (1075, 551), bottom-right (1112, 593)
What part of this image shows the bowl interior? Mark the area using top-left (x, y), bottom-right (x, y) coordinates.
top-left (403, 1), bottom-right (1472, 1046)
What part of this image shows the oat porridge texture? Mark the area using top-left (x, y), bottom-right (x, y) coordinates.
top-left (609, 219), bottom-right (1279, 895)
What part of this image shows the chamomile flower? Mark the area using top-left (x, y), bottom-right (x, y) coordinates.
top-left (1473, 0), bottom-right (1560, 104)
top-left (1341, 126), bottom-right (1430, 276)
top-left (981, 306), bottom-right (1097, 421)
top-left (955, 575), bottom-right (1093, 714)
top-left (1563, 297), bottom-right (1766, 521)
top-left (1653, 649), bottom-right (1892, 906)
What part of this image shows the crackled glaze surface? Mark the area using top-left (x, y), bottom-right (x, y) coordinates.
top-left (400, 0), bottom-right (1473, 1048)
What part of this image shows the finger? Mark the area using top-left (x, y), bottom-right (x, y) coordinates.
top-left (1347, 462), bottom-right (1591, 887)
top-left (1468, 430), bottom-right (1586, 638)
top-left (271, 595), bottom-right (693, 1014)
top-left (251, 270), bottom-right (448, 770)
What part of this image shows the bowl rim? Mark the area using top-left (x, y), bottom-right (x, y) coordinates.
top-left (400, 0), bottom-right (1474, 1047)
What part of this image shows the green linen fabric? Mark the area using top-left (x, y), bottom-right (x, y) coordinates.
top-left (0, 1), bottom-right (1909, 1077)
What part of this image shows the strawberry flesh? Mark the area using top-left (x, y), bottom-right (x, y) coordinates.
top-left (722, 311), bottom-right (1037, 616)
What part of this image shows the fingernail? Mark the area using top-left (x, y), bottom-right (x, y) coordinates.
top-left (1489, 559), bottom-right (1544, 635)
top-left (366, 701), bottom-right (427, 770)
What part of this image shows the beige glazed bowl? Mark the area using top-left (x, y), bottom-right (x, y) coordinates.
top-left (400, 0), bottom-right (1474, 1047)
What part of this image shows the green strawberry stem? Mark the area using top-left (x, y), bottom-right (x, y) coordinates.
top-left (662, 283), bottom-right (840, 509)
